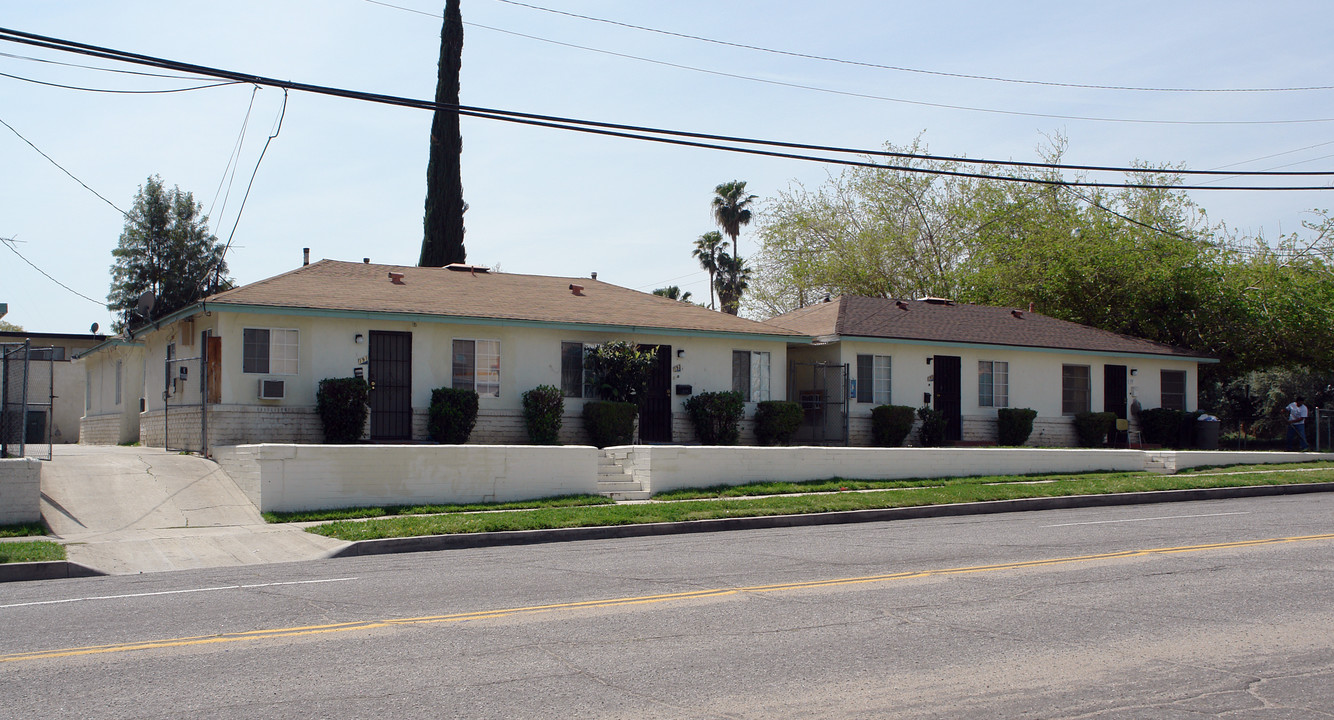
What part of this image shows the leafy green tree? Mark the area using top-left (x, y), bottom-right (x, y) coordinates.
top-left (652, 286), bottom-right (692, 302)
top-left (108, 175), bottom-right (229, 332)
top-left (714, 252), bottom-right (751, 315)
top-left (0, 320), bottom-right (22, 332)
top-left (420, 0), bottom-right (466, 267)
top-left (712, 180), bottom-right (756, 258)
top-left (691, 230), bottom-right (725, 310)
top-left (585, 341), bottom-right (657, 403)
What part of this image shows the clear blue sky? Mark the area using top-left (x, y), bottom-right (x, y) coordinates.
top-left (3, 0), bottom-right (1332, 332)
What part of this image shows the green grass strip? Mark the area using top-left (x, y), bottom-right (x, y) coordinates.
top-left (0, 540), bottom-right (66, 564)
top-left (307, 464), bottom-right (1334, 542)
top-left (0, 522), bottom-right (48, 539)
top-left (264, 494), bottom-right (615, 523)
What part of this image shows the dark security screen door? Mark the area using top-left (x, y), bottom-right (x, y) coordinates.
top-left (933, 355), bottom-right (962, 443)
top-left (1104, 365), bottom-right (1128, 418)
top-left (638, 344), bottom-right (672, 442)
top-left (369, 331), bottom-right (412, 440)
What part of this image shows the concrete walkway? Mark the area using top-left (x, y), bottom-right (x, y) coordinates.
top-left (39, 445), bottom-right (346, 574)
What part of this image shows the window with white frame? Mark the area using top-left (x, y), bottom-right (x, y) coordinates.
top-left (453, 338), bottom-right (501, 398)
top-left (1062, 364), bottom-right (1091, 415)
top-left (856, 354), bottom-right (891, 404)
top-left (732, 350), bottom-right (771, 402)
top-left (560, 342), bottom-right (596, 398)
top-left (978, 360), bottom-right (1009, 407)
top-left (1161, 370), bottom-right (1186, 411)
top-left (242, 328), bottom-right (299, 374)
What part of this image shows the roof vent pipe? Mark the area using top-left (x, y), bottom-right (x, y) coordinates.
top-left (569, 284), bottom-right (584, 296)
top-left (895, 300), bottom-right (909, 311)
top-left (1011, 309), bottom-right (1024, 319)
top-left (1028, 302), bottom-right (1034, 313)
top-left (388, 272), bottom-right (405, 284)
top-left (302, 248), bottom-right (310, 266)
top-left (363, 258), bottom-right (370, 264)
top-left (591, 271), bottom-right (597, 280)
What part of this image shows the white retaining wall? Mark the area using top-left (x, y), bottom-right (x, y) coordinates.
top-left (617, 445), bottom-right (1150, 495)
top-left (0, 457), bottom-right (42, 525)
top-left (235, 443), bottom-right (600, 512)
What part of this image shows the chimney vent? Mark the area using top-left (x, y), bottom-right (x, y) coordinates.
top-left (1028, 301), bottom-right (1034, 313)
top-left (569, 284), bottom-right (584, 296)
top-left (388, 272), bottom-right (405, 284)
top-left (591, 271), bottom-right (597, 280)
top-left (302, 248), bottom-right (310, 266)
top-left (895, 300), bottom-right (909, 311)
top-left (1011, 309), bottom-right (1024, 319)
top-left (363, 258), bottom-right (370, 264)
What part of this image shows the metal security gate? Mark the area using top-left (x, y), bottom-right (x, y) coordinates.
top-left (163, 340), bottom-right (210, 454)
top-left (789, 361), bottom-right (848, 445)
top-left (1, 341), bottom-right (53, 460)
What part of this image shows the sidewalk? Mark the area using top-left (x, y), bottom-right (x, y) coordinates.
top-left (36, 445), bottom-right (345, 574)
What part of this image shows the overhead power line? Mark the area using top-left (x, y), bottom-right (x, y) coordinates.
top-left (485, 0), bottom-right (1334, 95)
top-left (2, 26), bottom-right (1332, 191)
top-left (365, 0), bottom-right (1334, 127)
top-left (0, 69), bottom-right (239, 94)
top-left (1, 236), bottom-right (106, 306)
top-left (0, 114), bottom-right (127, 215)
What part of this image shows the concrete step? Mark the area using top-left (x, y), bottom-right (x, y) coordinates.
top-left (603, 490), bottom-right (652, 501)
top-left (597, 481), bottom-right (644, 493)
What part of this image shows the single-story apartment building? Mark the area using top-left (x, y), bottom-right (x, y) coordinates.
top-left (764, 295), bottom-right (1215, 446)
top-left (80, 259), bottom-right (806, 452)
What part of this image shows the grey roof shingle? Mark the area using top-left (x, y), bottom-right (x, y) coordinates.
top-left (764, 296), bottom-right (1210, 359)
top-left (202, 260), bottom-right (804, 338)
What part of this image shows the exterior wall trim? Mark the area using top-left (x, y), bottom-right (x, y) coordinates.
top-left (834, 334), bottom-right (1218, 364)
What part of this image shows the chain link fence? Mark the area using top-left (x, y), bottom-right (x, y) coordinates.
top-left (1, 341), bottom-right (53, 460)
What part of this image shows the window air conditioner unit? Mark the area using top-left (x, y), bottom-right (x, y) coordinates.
top-left (258, 379), bottom-right (286, 400)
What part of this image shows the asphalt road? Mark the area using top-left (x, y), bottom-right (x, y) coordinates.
top-left (3, 494), bottom-right (1332, 719)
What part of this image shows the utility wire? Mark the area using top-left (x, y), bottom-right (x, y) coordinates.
top-left (484, 0), bottom-right (1334, 95)
top-left (212, 88), bottom-right (287, 292)
top-left (209, 85), bottom-right (261, 220)
top-left (2, 26), bottom-right (1332, 190)
top-left (366, 0), bottom-right (1334, 127)
top-left (0, 49), bottom-right (216, 80)
top-left (0, 69), bottom-right (240, 94)
top-left (1, 236), bottom-right (106, 306)
top-left (0, 114), bottom-right (127, 216)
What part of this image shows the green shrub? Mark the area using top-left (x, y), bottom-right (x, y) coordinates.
top-left (997, 408), bottom-right (1038, 446)
top-left (754, 401), bottom-right (802, 445)
top-left (585, 341), bottom-right (657, 402)
top-left (1139, 408), bottom-right (1192, 447)
top-left (916, 406), bottom-right (948, 447)
top-left (582, 401), bottom-right (638, 448)
top-left (1073, 411), bottom-right (1117, 447)
top-left (522, 385), bottom-right (565, 444)
top-left (684, 391), bottom-right (745, 445)
top-left (428, 387), bottom-right (479, 444)
top-left (316, 377), bottom-right (369, 444)
top-left (871, 405), bottom-right (916, 447)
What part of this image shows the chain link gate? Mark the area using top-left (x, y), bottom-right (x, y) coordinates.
top-left (163, 348), bottom-right (209, 454)
top-left (1, 341), bottom-right (54, 460)
top-left (788, 361), bottom-right (848, 445)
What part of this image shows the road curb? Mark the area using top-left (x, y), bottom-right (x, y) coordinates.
top-left (0, 560), bottom-right (106, 583)
top-left (329, 482), bottom-right (1334, 558)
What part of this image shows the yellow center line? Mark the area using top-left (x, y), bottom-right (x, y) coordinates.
top-left (5, 532), bottom-right (1332, 664)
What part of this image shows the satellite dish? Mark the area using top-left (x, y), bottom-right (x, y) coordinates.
top-left (134, 291), bottom-right (156, 318)
top-left (90, 322), bottom-right (99, 334)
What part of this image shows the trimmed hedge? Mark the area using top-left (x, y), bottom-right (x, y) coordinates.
top-left (916, 406), bottom-right (948, 447)
top-left (1074, 411), bottom-right (1117, 447)
top-left (1139, 408), bottom-right (1203, 448)
top-left (316, 377), bottom-right (369, 444)
top-left (582, 401), bottom-right (637, 448)
top-left (522, 385), bottom-right (564, 445)
top-left (428, 387), bottom-right (479, 444)
top-left (871, 405), bottom-right (916, 447)
top-left (754, 401), bottom-right (802, 446)
top-left (997, 408), bottom-right (1037, 446)
top-left (684, 391), bottom-right (745, 445)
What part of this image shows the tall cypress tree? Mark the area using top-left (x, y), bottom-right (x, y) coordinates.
top-left (420, 0), bottom-right (466, 267)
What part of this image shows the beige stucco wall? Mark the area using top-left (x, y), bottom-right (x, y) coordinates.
top-left (78, 342), bottom-right (144, 445)
top-left (789, 340), bottom-right (1204, 446)
top-left (134, 309), bottom-right (791, 445)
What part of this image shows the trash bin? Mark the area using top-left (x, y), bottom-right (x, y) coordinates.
top-left (1195, 414), bottom-right (1220, 450)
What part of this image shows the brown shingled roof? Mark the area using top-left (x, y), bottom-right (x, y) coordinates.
top-left (201, 260), bottom-right (803, 338)
top-left (765, 296), bottom-right (1210, 359)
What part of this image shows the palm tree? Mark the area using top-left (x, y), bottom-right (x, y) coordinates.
top-left (714, 252), bottom-right (752, 316)
top-left (711, 181), bottom-right (757, 259)
top-left (691, 231), bottom-right (725, 310)
top-left (652, 286), bottom-right (693, 302)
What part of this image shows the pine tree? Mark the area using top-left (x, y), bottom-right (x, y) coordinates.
top-left (420, 0), bottom-right (467, 267)
top-left (108, 175), bottom-right (229, 332)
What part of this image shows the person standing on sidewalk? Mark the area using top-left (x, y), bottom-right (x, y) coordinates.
top-left (1284, 396), bottom-right (1310, 451)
